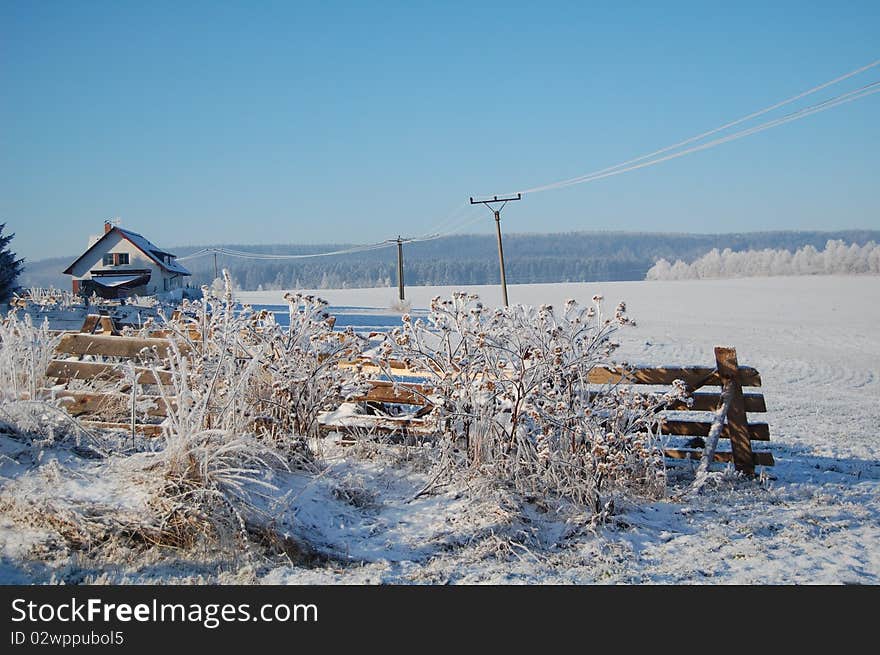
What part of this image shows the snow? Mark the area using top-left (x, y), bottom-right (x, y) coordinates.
top-left (1, 275), bottom-right (878, 583)
top-left (116, 228), bottom-right (191, 276)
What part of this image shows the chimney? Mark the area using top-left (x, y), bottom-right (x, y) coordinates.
top-left (104, 220), bottom-right (113, 234)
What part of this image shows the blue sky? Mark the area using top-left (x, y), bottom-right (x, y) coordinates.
top-left (2, 0), bottom-right (878, 261)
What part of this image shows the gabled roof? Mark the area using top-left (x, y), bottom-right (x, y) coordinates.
top-left (63, 227), bottom-right (191, 276)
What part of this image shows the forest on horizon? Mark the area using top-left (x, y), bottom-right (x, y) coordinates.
top-left (19, 229), bottom-right (880, 291)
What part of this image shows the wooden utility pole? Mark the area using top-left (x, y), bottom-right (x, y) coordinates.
top-left (469, 193), bottom-right (522, 307)
top-left (213, 251), bottom-right (218, 280)
top-left (396, 237), bottom-right (405, 301)
top-left (385, 236), bottom-right (413, 302)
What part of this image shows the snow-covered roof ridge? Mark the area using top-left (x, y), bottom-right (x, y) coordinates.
top-left (116, 227), bottom-right (191, 275)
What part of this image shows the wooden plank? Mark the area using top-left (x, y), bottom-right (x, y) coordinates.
top-left (51, 391), bottom-right (173, 417)
top-left (79, 315), bottom-right (101, 333)
top-left (585, 365), bottom-right (762, 388)
top-left (351, 381), bottom-right (435, 405)
top-left (46, 360), bottom-right (174, 385)
top-left (664, 448), bottom-right (774, 467)
top-left (660, 419), bottom-right (770, 441)
top-left (665, 391), bottom-right (766, 413)
top-left (99, 316), bottom-right (118, 334)
top-left (339, 359), bottom-right (426, 376)
top-left (145, 328), bottom-right (202, 340)
top-left (318, 421), bottom-right (435, 436)
top-left (79, 314), bottom-right (119, 335)
top-left (56, 333), bottom-right (179, 359)
top-left (79, 420), bottom-right (164, 436)
top-left (716, 346), bottom-right (755, 475)
top-left (349, 382), bottom-right (768, 414)
top-left (341, 359), bottom-right (762, 388)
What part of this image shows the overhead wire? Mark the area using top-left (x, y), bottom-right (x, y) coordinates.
top-left (514, 58), bottom-right (880, 195)
top-left (525, 81), bottom-right (880, 191)
top-left (178, 240), bottom-right (394, 262)
top-left (179, 59), bottom-right (880, 262)
top-left (411, 201), bottom-right (473, 240)
top-left (409, 206), bottom-right (488, 242)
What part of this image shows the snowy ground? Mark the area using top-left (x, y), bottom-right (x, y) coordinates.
top-left (238, 276), bottom-right (880, 583)
top-left (1, 276), bottom-right (877, 584)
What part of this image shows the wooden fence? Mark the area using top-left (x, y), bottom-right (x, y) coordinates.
top-left (329, 346), bottom-right (773, 474)
top-left (40, 315), bottom-right (773, 474)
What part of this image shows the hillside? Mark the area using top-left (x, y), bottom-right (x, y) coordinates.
top-left (19, 229), bottom-right (880, 291)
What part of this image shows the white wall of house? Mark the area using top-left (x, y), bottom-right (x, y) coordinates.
top-left (69, 231), bottom-right (185, 294)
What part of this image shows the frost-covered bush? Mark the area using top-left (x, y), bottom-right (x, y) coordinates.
top-left (381, 292), bottom-right (683, 517)
top-left (152, 274), bottom-right (266, 437)
top-left (151, 427), bottom-right (284, 551)
top-left (0, 274), bottom-right (367, 561)
top-left (137, 273), bottom-right (368, 462)
top-left (259, 292), bottom-right (369, 441)
top-left (0, 311), bottom-right (60, 400)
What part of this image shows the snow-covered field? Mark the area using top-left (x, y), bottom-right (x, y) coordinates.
top-left (1, 276), bottom-right (877, 584)
top-left (245, 276), bottom-right (880, 583)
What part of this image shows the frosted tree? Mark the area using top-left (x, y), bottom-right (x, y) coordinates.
top-left (646, 240), bottom-right (880, 280)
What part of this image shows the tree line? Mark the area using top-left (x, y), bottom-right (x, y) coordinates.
top-left (19, 229), bottom-right (880, 291)
top-left (646, 239), bottom-right (880, 280)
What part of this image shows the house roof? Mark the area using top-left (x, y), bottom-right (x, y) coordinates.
top-left (63, 227), bottom-right (191, 276)
top-left (90, 273), bottom-right (152, 289)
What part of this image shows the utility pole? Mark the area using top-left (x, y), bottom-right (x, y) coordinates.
top-left (469, 193), bottom-right (522, 307)
top-left (385, 236), bottom-right (413, 302)
top-left (213, 250), bottom-right (218, 280)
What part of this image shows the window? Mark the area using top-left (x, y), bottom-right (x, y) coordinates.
top-left (102, 253), bottom-right (130, 266)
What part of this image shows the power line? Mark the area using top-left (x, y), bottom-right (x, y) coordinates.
top-left (526, 81), bottom-right (880, 191)
top-left (178, 59), bottom-right (880, 268)
top-left (409, 207), bottom-right (486, 242)
top-left (513, 58), bottom-right (880, 195)
top-left (437, 71), bottom-right (880, 243)
top-left (178, 240), bottom-right (394, 262)
top-left (411, 201), bottom-right (472, 240)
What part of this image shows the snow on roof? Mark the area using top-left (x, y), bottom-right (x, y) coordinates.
top-left (116, 228), bottom-right (191, 275)
top-left (63, 226), bottom-right (191, 276)
top-left (91, 273), bottom-right (151, 288)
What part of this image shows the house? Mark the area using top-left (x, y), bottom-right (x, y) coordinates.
top-left (63, 221), bottom-right (191, 299)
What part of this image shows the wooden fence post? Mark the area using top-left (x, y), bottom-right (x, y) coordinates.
top-left (79, 314), bottom-right (119, 335)
top-left (714, 346), bottom-right (754, 475)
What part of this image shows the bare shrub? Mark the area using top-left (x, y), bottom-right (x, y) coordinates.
top-left (149, 275), bottom-right (366, 460)
top-left (258, 292), bottom-right (370, 441)
top-left (381, 292), bottom-right (685, 519)
top-left (0, 273), bottom-right (370, 564)
top-left (0, 311), bottom-right (60, 400)
top-left (149, 429), bottom-right (285, 552)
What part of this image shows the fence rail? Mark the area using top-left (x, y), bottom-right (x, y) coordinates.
top-left (39, 314), bottom-right (773, 474)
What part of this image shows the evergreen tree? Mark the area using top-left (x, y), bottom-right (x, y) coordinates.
top-left (0, 223), bottom-right (25, 302)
